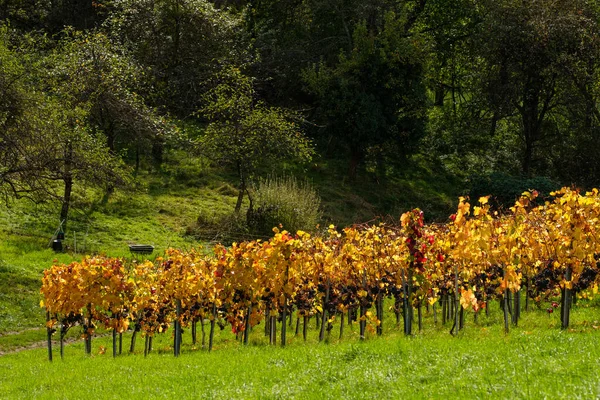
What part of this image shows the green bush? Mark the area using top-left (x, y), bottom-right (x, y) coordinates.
top-left (187, 211), bottom-right (252, 245)
top-left (468, 172), bottom-right (560, 211)
top-left (247, 176), bottom-right (322, 236)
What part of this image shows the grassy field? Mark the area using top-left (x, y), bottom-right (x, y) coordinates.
top-left (1, 304), bottom-right (599, 399)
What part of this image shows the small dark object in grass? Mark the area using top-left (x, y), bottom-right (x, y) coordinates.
top-left (52, 240), bottom-right (63, 252)
top-left (129, 245), bottom-right (154, 255)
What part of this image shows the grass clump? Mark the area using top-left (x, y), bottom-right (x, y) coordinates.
top-left (188, 211), bottom-right (253, 244)
top-left (247, 175), bottom-right (322, 236)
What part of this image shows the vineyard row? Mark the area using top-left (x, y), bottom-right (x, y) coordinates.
top-left (40, 187), bottom-right (600, 358)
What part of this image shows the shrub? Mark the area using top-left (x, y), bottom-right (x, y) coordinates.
top-left (468, 172), bottom-right (560, 211)
top-left (247, 176), bottom-right (321, 236)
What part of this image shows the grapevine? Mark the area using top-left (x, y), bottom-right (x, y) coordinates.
top-left (40, 187), bottom-right (600, 358)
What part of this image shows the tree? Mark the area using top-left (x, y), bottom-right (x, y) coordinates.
top-left (44, 30), bottom-right (176, 170)
top-left (428, 0), bottom-right (600, 179)
top-left (108, 0), bottom-right (247, 118)
top-left (303, 14), bottom-right (427, 179)
top-left (199, 67), bottom-right (313, 213)
top-left (0, 30), bottom-right (48, 202)
top-left (0, 29), bottom-right (132, 231)
top-left (34, 102), bottom-right (132, 232)
top-left (38, 30), bottom-right (180, 227)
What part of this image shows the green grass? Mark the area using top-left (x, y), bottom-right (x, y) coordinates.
top-left (0, 237), bottom-right (77, 335)
top-left (1, 305), bottom-right (600, 399)
top-left (304, 154), bottom-right (463, 226)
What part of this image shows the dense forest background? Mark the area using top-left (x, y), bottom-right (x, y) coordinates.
top-left (2, 0), bottom-right (600, 233)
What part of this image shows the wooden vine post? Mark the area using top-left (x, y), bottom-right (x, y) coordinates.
top-left (359, 271), bottom-right (367, 340)
top-left (376, 292), bottom-right (383, 336)
top-left (417, 301), bottom-right (423, 332)
top-left (441, 294), bottom-right (447, 325)
top-left (112, 328), bottom-right (117, 358)
top-left (561, 266), bottom-right (572, 329)
top-left (209, 302), bottom-right (217, 351)
top-left (60, 323), bottom-right (67, 359)
top-left (243, 305), bottom-right (252, 345)
top-left (281, 265), bottom-right (290, 347)
top-left (192, 317), bottom-right (197, 345)
top-left (264, 303), bottom-right (271, 337)
top-left (319, 279), bottom-right (330, 342)
top-left (174, 299), bottom-right (182, 356)
top-left (46, 310), bottom-right (53, 362)
top-left (502, 269), bottom-right (510, 334)
top-left (111, 312), bottom-right (118, 358)
top-left (201, 314), bottom-right (206, 348)
top-left (339, 307), bottom-right (345, 339)
top-left (144, 335), bottom-right (150, 357)
top-left (450, 265), bottom-right (460, 335)
top-left (85, 304), bottom-right (93, 355)
top-left (512, 289), bottom-right (520, 326)
top-left (303, 313), bottom-right (308, 341)
top-left (130, 320), bottom-right (140, 353)
top-left (269, 312), bottom-right (277, 345)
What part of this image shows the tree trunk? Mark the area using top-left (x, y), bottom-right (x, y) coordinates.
top-left (348, 146), bottom-right (363, 181)
top-left (520, 72), bottom-right (551, 177)
top-left (60, 143), bottom-right (73, 233)
top-left (235, 161), bottom-right (246, 213)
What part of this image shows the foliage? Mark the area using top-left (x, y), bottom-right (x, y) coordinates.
top-left (40, 187), bottom-right (600, 355)
top-left (188, 210), bottom-right (251, 245)
top-left (107, 0), bottom-right (247, 117)
top-left (468, 172), bottom-right (559, 211)
top-left (198, 67), bottom-right (314, 212)
top-left (425, 0), bottom-right (600, 180)
top-left (3, 0), bottom-right (600, 192)
top-left (302, 13), bottom-right (427, 179)
top-left (0, 28), bottom-right (131, 231)
top-left (44, 29), bottom-right (176, 168)
top-left (247, 175), bottom-right (322, 236)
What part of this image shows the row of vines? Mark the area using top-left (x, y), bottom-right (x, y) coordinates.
top-left (40, 187), bottom-right (600, 360)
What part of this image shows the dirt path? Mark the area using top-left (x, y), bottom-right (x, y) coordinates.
top-left (0, 328), bottom-right (111, 356)
top-left (0, 327), bottom-right (42, 337)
